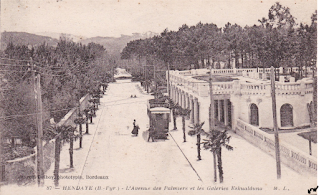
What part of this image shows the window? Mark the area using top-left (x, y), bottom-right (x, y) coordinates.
top-left (250, 103), bottom-right (259, 126)
top-left (280, 104), bottom-right (293, 127)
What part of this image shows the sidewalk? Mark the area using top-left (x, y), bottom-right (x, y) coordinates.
top-left (167, 115), bottom-right (316, 193)
top-left (279, 130), bottom-right (317, 157)
top-left (44, 88), bottom-right (111, 187)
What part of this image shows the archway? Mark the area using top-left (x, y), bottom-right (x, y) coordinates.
top-left (280, 104), bottom-right (293, 127)
top-left (250, 103), bottom-right (259, 126)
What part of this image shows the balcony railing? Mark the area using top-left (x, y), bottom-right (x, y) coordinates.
top-left (236, 119), bottom-right (317, 175)
top-left (169, 69), bottom-right (314, 97)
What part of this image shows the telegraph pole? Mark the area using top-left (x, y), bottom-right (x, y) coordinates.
top-left (32, 59), bottom-right (44, 186)
top-left (36, 74), bottom-right (44, 186)
top-left (312, 60), bottom-right (317, 127)
top-left (270, 66), bottom-right (281, 179)
top-left (167, 62), bottom-right (170, 98)
top-left (112, 67), bottom-right (114, 82)
top-left (209, 65), bottom-right (217, 182)
top-left (209, 65), bottom-right (215, 131)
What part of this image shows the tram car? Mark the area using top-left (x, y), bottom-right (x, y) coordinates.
top-left (147, 98), bottom-right (170, 139)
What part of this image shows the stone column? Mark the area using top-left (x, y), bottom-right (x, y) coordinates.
top-left (194, 98), bottom-right (199, 124)
top-left (191, 98), bottom-right (195, 124)
top-left (197, 101), bottom-right (200, 123)
top-left (175, 87), bottom-right (178, 103)
top-left (186, 95), bottom-right (190, 120)
top-left (218, 100), bottom-right (222, 121)
top-left (224, 99), bottom-right (229, 126)
top-left (177, 90), bottom-right (180, 105)
top-left (172, 87), bottom-right (175, 101)
top-left (182, 93), bottom-right (185, 108)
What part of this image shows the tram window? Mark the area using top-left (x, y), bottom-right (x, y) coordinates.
top-left (156, 114), bottom-right (163, 120)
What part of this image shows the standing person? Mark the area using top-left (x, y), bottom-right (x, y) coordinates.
top-left (133, 119), bottom-right (136, 128)
top-left (148, 126), bottom-right (155, 142)
top-left (131, 119), bottom-right (139, 136)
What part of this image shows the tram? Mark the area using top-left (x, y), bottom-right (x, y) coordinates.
top-left (147, 98), bottom-right (170, 139)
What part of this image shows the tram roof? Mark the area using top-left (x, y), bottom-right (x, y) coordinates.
top-left (149, 107), bottom-right (170, 113)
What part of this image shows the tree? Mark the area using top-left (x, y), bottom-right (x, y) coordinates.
top-left (44, 125), bottom-right (77, 186)
top-left (203, 129), bottom-right (233, 183)
top-left (257, 2), bottom-right (297, 74)
top-left (74, 113), bottom-right (86, 148)
top-left (177, 106), bottom-right (191, 142)
top-left (188, 122), bottom-right (205, 160)
top-left (168, 100), bottom-right (179, 130)
top-left (1, 80), bottom-right (37, 148)
top-left (223, 23), bottom-right (244, 68)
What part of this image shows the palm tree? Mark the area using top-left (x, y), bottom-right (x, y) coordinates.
top-left (203, 129), bottom-right (233, 183)
top-left (83, 108), bottom-right (91, 134)
top-left (177, 106), bottom-right (191, 142)
top-left (168, 99), bottom-right (179, 130)
top-left (45, 125), bottom-right (77, 187)
top-left (188, 122), bottom-right (205, 160)
top-left (74, 113), bottom-right (86, 148)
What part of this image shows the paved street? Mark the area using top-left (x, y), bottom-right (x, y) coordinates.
top-left (77, 80), bottom-right (202, 187)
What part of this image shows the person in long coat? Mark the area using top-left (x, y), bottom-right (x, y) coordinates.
top-left (131, 119), bottom-right (139, 136)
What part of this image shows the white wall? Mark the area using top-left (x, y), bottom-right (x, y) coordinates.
top-left (235, 93), bottom-right (313, 129)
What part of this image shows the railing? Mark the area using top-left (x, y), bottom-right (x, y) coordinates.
top-left (169, 69), bottom-right (314, 97)
top-left (211, 83), bottom-right (234, 95)
top-left (169, 67), bottom-right (312, 77)
top-left (275, 83), bottom-right (302, 95)
top-left (173, 79), bottom-right (313, 97)
top-left (210, 69), bottom-right (235, 75)
top-left (236, 119), bottom-right (317, 175)
top-left (240, 83), bottom-right (269, 96)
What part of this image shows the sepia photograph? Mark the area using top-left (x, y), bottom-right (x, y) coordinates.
top-left (0, 0), bottom-right (317, 194)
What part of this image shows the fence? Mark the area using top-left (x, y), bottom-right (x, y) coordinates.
top-left (2, 94), bottom-right (91, 185)
top-left (236, 119), bottom-right (317, 176)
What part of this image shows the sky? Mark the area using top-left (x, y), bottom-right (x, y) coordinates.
top-left (1, 0), bottom-right (317, 38)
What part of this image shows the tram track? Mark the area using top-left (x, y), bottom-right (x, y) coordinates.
top-left (168, 131), bottom-right (203, 183)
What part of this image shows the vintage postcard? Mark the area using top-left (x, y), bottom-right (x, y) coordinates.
top-left (0, 0), bottom-right (317, 194)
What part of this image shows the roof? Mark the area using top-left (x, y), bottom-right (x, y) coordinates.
top-left (149, 107), bottom-right (170, 114)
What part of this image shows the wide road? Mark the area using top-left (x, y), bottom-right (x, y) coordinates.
top-left (77, 79), bottom-right (202, 188)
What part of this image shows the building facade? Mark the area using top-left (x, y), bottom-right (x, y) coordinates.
top-left (167, 67), bottom-right (314, 131)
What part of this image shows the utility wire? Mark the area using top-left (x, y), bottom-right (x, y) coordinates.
top-left (35, 72), bottom-right (63, 77)
top-left (0, 107), bottom-right (77, 120)
top-left (0, 70), bottom-right (29, 73)
top-left (0, 58), bottom-right (31, 62)
top-left (0, 63), bottom-right (30, 67)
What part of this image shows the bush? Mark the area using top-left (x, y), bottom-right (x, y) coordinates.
top-left (2, 146), bottom-right (35, 162)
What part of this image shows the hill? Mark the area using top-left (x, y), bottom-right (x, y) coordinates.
top-left (79, 31), bottom-right (158, 56)
top-left (1, 31), bottom-right (59, 49)
top-left (0, 31), bottom-right (158, 56)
